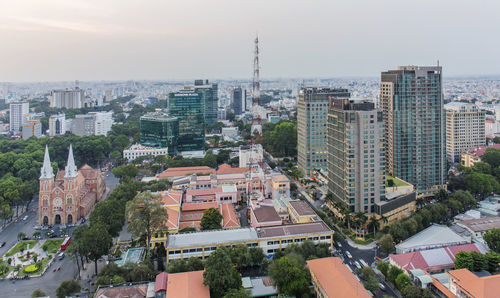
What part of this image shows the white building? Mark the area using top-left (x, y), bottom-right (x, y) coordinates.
top-left (72, 114), bottom-right (95, 136)
top-left (49, 114), bottom-right (66, 137)
top-left (9, 102), bottom-right (29, 133)
top-left (221, 127), bottom-right (239, 139)
top-left (89, 111), bottom-right (114, 136)
top-left (50, 88), bottom-right (85, 109)
top-left (445, 102), bottom-right (486, 163)
top-left (22, 120), bottom-right (42, 139)
top-left (239, 144), bottom-right (263, 168)
top-left (123, 144), bottom-right (169, 162)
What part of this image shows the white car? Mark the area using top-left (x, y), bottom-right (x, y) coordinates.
top-left (23, 215), bottom-right (28, 221)
top-left (345, 251), bottom-right (352, 259)
top-left (337, 242), bottom-right (342, 248)
top-left (354, 261), bottom-right (362, 269)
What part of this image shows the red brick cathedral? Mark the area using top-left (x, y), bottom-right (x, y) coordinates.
top-left (38, 145), bottom-right (106, 226)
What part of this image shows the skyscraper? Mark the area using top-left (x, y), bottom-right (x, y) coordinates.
top-left (168, 89), bottom-right (205, 152)
top-left (9, 101), bottom-right (29, 132)
top-left (50, 88), bottom-right (85, 109)
top-left (445, 102), bottom-right (486, 163)
top-left (297, 87), bottom-right (350, 177)
top-left (140, 112), bottom-right (179, 155)
top-left (194, 80), bottom-right (218, 125)
top-left (327, 98), bottom-right (385, 213)
top-left (380, 66), bottom-right (446, 196)
top-left (232, 87), bottom-right (243, 116)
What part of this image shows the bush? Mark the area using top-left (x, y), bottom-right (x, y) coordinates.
top-left (24, 264), bottom-right (38, 273)
top-left (377, 262), bottom-right (390, 277)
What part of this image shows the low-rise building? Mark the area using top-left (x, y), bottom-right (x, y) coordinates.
top-left (239, 144), bottom-right (263, 168)
top-left (154, 270), bottom-right (210, 298)
top-left (448, 269), bottom-right (500, 298)
top-left (241, 276), bottom-right (278, 298)
top-left (461, 144), bottom-right (500, 167)
top-left (123, 144), bottom-right (169, 162)
top-left (164, 222), bottom-right (333, 263)
top-left (158, 166), bottom-right (216, 180)
top-left (95, 282), bottom-right (154, 298)
top-left (288, 200), bottom-right (317, 223)
top-left (455, 216), bottom-right (500, 240)
top-left (307, 257), bottom-right (371, 298)
top-left (395, 224), bottom-right (471, 254)
top-left (185, 185), bottom-right (239, 204)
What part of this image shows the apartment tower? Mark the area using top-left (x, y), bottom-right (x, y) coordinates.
top-left (327, 98), bottom-right (385, 213)
top-left (380, 66), bottom-right (446, 196)
top-left (297, 87), bottom-right (350, 177)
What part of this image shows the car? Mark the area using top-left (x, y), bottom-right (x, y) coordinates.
top-left (345, 251), bottom-right (352, 259)
top-left (23, 215), bottom-right (28, 221)
top-left (58, 252), bottom-right (65, 260)
top-left (379, 282), bottom-right (386, 291)
top-left (337, 242), bottom-right (342, 248)
top-left (57, 267), bottom-right (61, 271)
top-left (354, 261), bottom-right (362, 269)
top-left (0, 242), bottom-right (6, 248)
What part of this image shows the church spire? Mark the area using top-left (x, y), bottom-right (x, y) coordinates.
top-left (64, 144), bottom-right (78, 178)
top-left (40, 145), bottom-right (54, 179)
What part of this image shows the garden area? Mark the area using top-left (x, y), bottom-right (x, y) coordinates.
top-left (0, 238), bottom-right (64, 279)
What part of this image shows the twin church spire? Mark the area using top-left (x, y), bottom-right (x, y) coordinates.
top-left (40, 144), bottom-right (77, 179)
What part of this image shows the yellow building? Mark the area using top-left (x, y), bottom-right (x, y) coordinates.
top-left (151, 190), bottom-right (182, 248)
top-left (288, 200), bottom-right (317, 223)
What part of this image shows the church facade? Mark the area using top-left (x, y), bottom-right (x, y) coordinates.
top-left (38, 145), bottom-right (106, 226)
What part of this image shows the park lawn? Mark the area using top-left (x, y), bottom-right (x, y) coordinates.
top-left (0, 261), bottom-right (13, 278)
top-left (18, 255), bottom-right (52, 277)
top-left (41, 238), bottom-right (64, 254)
top-left (4, 240), bottom-right (39, 257)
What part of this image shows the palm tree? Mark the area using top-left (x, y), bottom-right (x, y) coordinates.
top-left (32, 231), bottom-right (41, 239)
top-left (379, 215), bottom-right (388, 231)
top-left (17, 232), bottom-right (26, 241)
top-left (416, 197), bottom-right (425, 209)
top-left (367, 216), bottom-right (379, 237)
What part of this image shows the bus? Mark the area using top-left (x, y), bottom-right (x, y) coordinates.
top-left (359, 259), bottom-right (369, 268)
top-left (60, 237), bottom-right (71, 250)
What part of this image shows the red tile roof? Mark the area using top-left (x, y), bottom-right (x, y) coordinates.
top-left (221, 203), bottom-right (240, 229)
top-left (448, 269), bottom-right (500, 298)
top-left (161, 190), bottom-right (183, 206)
top-left (468, 144), bottom-right (500, 157)
top-left (155, 272), bottom-right (168, 292)
top-left (166, 270), bottom-right (210, 298)
top-left (179, 221), bottom-right (201, 229)
top-left (165, 207), bottom-right (180, 230)
top-left (158, 166), bottom-right (215, 178)
top-left (216, 164), bottom-right (248, 175)
top-left (307, 257), bottom-right (371, 298)
top-left (186, 187), bottom-right (222, 197)
top-left (181, 202), bottom-right (218, 211)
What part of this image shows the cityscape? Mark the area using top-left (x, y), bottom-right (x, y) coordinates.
top-left (1, 1), bottom-right (500, 298)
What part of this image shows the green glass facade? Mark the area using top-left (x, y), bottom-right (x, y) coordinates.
top-left (194, 80), bottom-right (218, 125)
top-left (168, 90), bottom-right (205, 152)
top-left (140, 114), bottom-right (179, 155)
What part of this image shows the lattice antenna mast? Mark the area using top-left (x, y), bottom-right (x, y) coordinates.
top-left (252, 35), bottom-right (260, 111)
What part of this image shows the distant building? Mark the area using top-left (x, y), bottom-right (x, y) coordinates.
top-left (217, 108), bottom-right (226, 120)
top-left (89, 111), bottom-right (114, 136)
top-left (9, 102), bottom-right (29, 132)
top-left (307, 257), bottom-right (371, 298)
top-left (194, 79), bottom-right (218, 125)
top-left (327, 99), bottom-right (385, 213)
top-left (380, 66), bottom-right (446, 197)
top-left (375, 175), bottom-right (416, 224)
top-left (38, 145), bottom-right (106, 226)
top-left (50, 88), bottom-right (85, 109)
top-left (232, 86), bottom-right (243, 116)
top-left (22, 119), bottom-right (42, 139)
top-left (221, 127), bottom-right (238, 140)
top-left (461, 144), bottom-right (500, 167)
top-left (72, 114), bottom-right (95, 136)
top-left (49, 114), bottom-right (66, 137)
top-left (267, 114), bottom-right (280, 123)
top-left (445, 102), bottom-right (486, 163)
top-left (123, 144), bottom-right (169, 162)
top-left (455, 216), bottom-right (500, 240)
top-left (395, 224), bottom-right (471, 254)
top-left (168, 89), bottom-right (205, 152)
top-left (140, 112), bottom-right (179, 155)
top-left (297, 87), bottom-right (350, 177)
top-left (239, 144), bottom-right (263, 168)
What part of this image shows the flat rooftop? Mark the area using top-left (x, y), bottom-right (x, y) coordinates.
top-left (385, 174), bottom-right (410, 187)
top-left (457, 216), bottom-right (500, 232)
top-left (257, 222), bottom-right (331, 238)
top-left (167, 228), bottom-right (258, 248)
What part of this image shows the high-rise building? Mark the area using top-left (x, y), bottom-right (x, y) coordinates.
top-left (140, 112), bottom-right (179, 155)
top-left (327, 98), bottom-right (385, 213)
top-left (232, 87), bottom-right (243, 116)
top-left (49, 114), bottom-right (67, 137)
top-left (50, 88), bottom-right (85, 109)
top-left (194, 80), bottom-right (218, 125)
top-left (297, 87), bottom-right (350, 177)
top-left (89, 111), bottom-right (114, 136)
top-left (72, 114), bottom-right (95, 137)
top-left (445, 103), bottom-right (486, 163)
top-left (22, 119), bottom-right (42, 139)
top-left (9, 102), bottom-right (29, 132)
top-left (380, 66), bottom-right (446, 196)
top-left (168, 89), bottom-right (205, 152)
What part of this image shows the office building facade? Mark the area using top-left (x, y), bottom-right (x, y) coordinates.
top-left (380, 66), bottom-right (446, 196)
top-left (445, 102), bottom-right (486, 163)
top-left (50, 88), bottom-right (85, 109)
top-left (194, 80), bottom-right (218, 125)
top-left (327, 99), bottom-right (385, 213)
top-left (232, 87), bottom-right (243, 116)
top-left (49, 114), bottom-right (66, 137)
top-left (22, 120), bottom-right (42, 139)
top-left (72, 114), bottom-right (95, 137)
top-left (168, 90), bottom-right (205, 152)
top-left (140, 113), bottom-right (179, 155)
top-left (89, 111), bottom-right (114, 136)
top-left (9, 102), bottom-right (29, 132)
top-left (297, 87), bottom-right (350, 177)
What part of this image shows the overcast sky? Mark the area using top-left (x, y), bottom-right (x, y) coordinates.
top-left (1, 0), bottom-right (499, 82)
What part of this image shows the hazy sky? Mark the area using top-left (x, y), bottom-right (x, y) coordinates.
top-left (1, 0), bottom-right (499, 81)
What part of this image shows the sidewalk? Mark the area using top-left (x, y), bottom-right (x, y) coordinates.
top-left (345, 237), bottom-right (378, 250)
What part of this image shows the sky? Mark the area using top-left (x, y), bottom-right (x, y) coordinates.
top-left (0, 0), bottom-right (499, 82)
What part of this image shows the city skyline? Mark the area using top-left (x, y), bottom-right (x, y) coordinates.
top-left (1, 0), bottom-right (500, 82)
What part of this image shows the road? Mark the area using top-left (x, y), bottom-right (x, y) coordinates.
top-left (0, 170), bottom-right (120, 298)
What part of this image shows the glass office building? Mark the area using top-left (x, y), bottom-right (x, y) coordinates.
top-left (168, 89), bottom-right (206, 152)
top-left (140, 113), bottom-right (179, 155)
top-left (194, 80), bottom-right (218, 125)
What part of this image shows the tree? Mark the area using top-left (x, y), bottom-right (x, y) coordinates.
top-left (485, 252), bottom-right (500, 272)
top-left (472, 162), bottom-right (492, 174)
top-left (167, 259), bottom-right (187, 273)
top-left (249, 247), bottom-right (266, 266)
top-left (32, 231), bottom-right (41, 239)
top-left (395, 273), bottom-right (411, 291)
top-left (17, 232), bottom-right (26, 241)
top-left (200, 207), bottom-right (222, 230)
top-left (223, 288), bottom-right (251, 298)
top-left (56, 279), bottom-right (81, 298)
top-left (377, 262), bottom-right (390, 277)
top-left (204, 247), bottom-right (242, 298)
top-left (82, 223), bottom-right (113, 275)
top-left (268, 256), bottom-right (310, 297)
top-left (126, 191), bottom-right (168, 254)
top-left (387, 266), bottom-right (404, 284)
top-left (112, 164), bottom-right (139, 182)
top-left (484, 228), bottom-right (500, 253)
top-left (31, 289), bottom-right (46, 298)
top-left (365, 276), bottom-right (380, 293)
top-left (186, 257), bottom-right (204, 271)
top-left (481, 148), bottom-right (500, 168)
top-left (454, 251), bottom-right (475, 271)
top-left (129, 263), bottom-right (155, 282)
top-left (401, 285), bottom-right (434, 298)
top-left (379, 234), bottom-right (394, 254)
top-left (464, 172), bottom-right (500, 198)
top-left (89, 200), bottom-right (125, 237)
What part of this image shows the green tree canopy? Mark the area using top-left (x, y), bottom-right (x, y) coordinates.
top-left (268, 255), bottom-right (310, 297)
top-left (379, 234), bottom-right (395, 254)
top-left (203, 247), bottom-right (242, 298)
top-left (56, 279), bottom-right (81, 298)
top-left (484, 228), bottom-right (500, 253)
top-left (82, 223), bottom-right (113, 275)
top-left (31, 289), bottom-right (47, 298)
top-left (395, 273), bottom-right (411, 291)
top-left (200, 207), bottom-right (222, 230)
